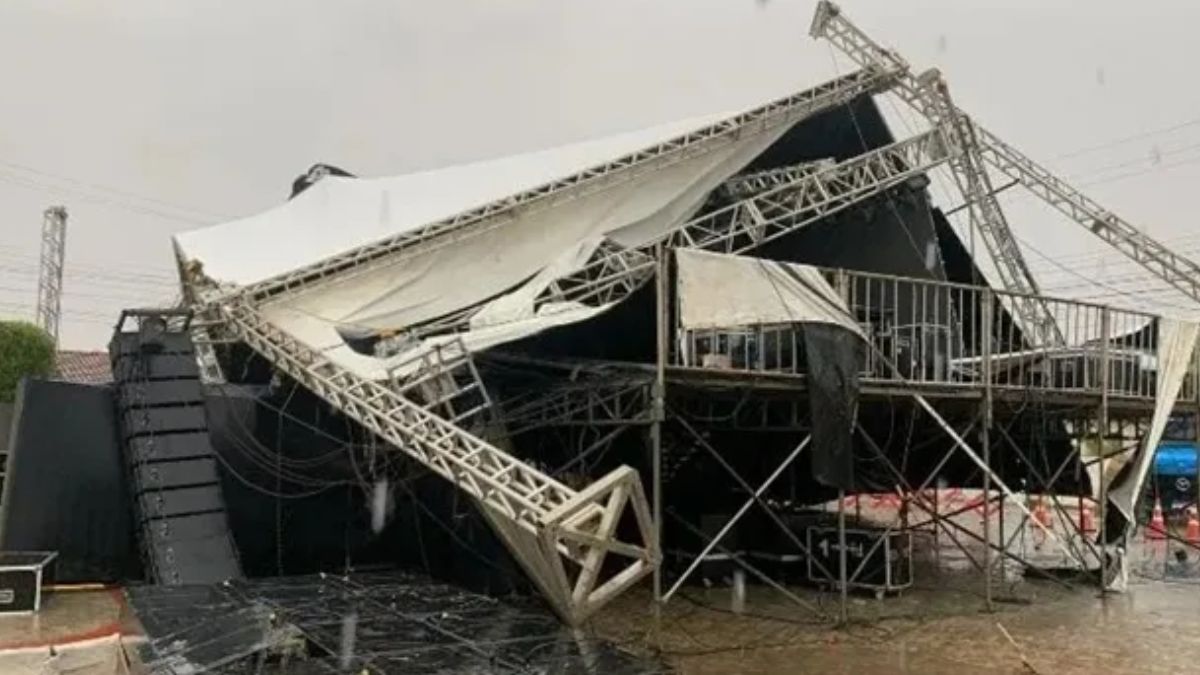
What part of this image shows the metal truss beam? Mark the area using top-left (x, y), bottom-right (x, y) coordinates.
top-left (213, 297), bottom-right (657, 625)
top-left (811, 2), bottom-right (1060, 345)
top-left (231, 67), bottom-right (897, 306)
top-left (811, 0), bottom-right (1200, 307)
top-left (535, 125), bottom-right (952, 312)
top-left (918, 72), bottom-right (1063, 345)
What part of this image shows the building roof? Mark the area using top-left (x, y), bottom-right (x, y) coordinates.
top-left (55, 350), bottom-right (112, 385)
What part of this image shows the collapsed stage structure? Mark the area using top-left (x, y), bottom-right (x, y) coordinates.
top-left (168, 2), bottom-right (1200, 625)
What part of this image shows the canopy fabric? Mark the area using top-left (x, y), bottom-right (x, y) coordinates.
top-left (183, 105), bottom-right (818, 380)
top-left (175, 111), bottom-right (732, 288)
top-left (674, 248), bottom-right (864, 338)
top-left (1107, 317), bottom-right (1200, 528)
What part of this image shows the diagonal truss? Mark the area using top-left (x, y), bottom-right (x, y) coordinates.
top-left (534, 125), bottom-right (953, 311)
top-left (811, 0), bottom-right (1200, 307)
top-left (811, 1), bottom-right (1061, 346)
top-left (918, 72), bottom-right (1063, 345)
top-left (234, 67), bottom-right (898, 306)
top-left (211, 296), bottom-right (656, 625)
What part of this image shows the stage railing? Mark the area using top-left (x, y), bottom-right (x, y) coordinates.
top-left (678, 268), bottom-right (1198, 404)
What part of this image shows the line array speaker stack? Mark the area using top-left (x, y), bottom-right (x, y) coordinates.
top-left (110, 311), bottom-right (240, 585)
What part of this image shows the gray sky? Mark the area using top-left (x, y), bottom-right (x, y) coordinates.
top-left (3, 0), bottom-right (1200, 349)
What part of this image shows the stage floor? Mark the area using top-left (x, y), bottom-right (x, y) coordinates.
top-left (126, 569), bottom-right (666, 674)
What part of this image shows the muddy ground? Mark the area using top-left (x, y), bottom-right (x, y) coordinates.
top-left (589, 494), bottom-right (1200, 674)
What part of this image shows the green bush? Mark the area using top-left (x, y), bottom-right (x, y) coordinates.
top-left (0, 321), bottom-right (55, 403)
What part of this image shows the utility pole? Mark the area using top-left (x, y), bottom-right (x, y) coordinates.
top-left (36, 206), bottom-right (67, 346)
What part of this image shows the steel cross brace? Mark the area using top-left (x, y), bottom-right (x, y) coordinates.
top-left (661, 435), bottom-right (813, 602)
top-left (856, 424), bottom-right (1078, 590)
top-left (992, 423), bottom-right (1101, 568)
top-left (669, 414), bottom-right (841, 585)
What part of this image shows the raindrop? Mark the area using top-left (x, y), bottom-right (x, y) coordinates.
top-left (936, 34), bottom-right (948, 54)
top-left (339, 611), bottom-right (358, 670)
top-left (1150, 145), bottom-right (1162, 166)
top-left (370, 478), bottom-right (391, 534)
top-left (1096, 67), bottom-right (1106, 86)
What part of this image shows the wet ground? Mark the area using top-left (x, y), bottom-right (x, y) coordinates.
top-left (5, 492), bottom-right (1200, 673)
top-left (590, 491), bottom-right (1200, 674)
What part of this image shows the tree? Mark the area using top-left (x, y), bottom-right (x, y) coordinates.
top-left (0, 321), bottom-right (55, 403)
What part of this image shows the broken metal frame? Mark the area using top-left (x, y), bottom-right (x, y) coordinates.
top-left (479, 254), bottom-right (1183, 625)
top-left (185, 2), bottom-right (1200, 627)
top-left (811, 0), bottom-right (1200, 306)
top-left (213, 298), bottom-right (658, 625)
top-left (186, 66), bottom-right (952, 623)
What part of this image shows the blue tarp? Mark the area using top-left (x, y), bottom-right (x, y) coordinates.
top-left (1154, 441), bottom-right (1198, 477)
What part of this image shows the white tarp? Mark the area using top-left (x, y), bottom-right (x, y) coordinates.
top-left (1107, 317), bottom-right (1200, 525)
top-left (175, 112), bottom-right (731, 288)
top-left (186, 106), bottom-right (809, 380)
top-left (675, 248), bottom-right (864, 338)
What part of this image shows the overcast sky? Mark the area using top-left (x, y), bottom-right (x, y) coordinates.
top-left (3, 0), bottom-right (1200, 349)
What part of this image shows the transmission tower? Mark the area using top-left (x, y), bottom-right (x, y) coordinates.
top-left (36, 206), bottom-right (67, 346)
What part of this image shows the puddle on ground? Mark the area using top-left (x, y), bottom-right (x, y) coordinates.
top-left (590, 493), bottom-right (1200, 674)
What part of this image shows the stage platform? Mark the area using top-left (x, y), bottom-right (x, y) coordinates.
top-left (126, 570), bottom-right (666, 674)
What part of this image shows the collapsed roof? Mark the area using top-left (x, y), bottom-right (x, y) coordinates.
top-left (174, 71), bottom-right (906, 383)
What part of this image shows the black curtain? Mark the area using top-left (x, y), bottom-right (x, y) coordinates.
top-left (0, 379), bottom-right (137, 582)
top-left (802, 324), bottom-right (862, 490)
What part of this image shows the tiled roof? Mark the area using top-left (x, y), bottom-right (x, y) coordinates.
top-left (55, 350), bottom-right (112, 385)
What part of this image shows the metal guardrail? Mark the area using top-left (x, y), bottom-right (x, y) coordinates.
top-left (678, 268), bottom-right (1198, 403)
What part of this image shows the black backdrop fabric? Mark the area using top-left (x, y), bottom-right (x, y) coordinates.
top-left (0, 378), bottom-right (136, 582)
top-left (802, 324), bottom-right (862, 490)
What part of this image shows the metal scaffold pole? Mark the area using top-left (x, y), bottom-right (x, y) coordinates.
top-left (652, 245), bottom-right (668, 619)
top-left (838, 488), bottom-right (849, 625)
top-left (981, 288), bottom-right (994, 611)
top-left (1098, 307), bottom-right (1111, 595)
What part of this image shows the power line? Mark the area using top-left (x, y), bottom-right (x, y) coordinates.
top-left (0, 169), bottom-right (216, 225)
top-left (1011, 233), bottom-right (1195, 312)
top-left (1052, 114), bottom-right (1200, 161)
top-left (0, 158), bottom-right (230, 222)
